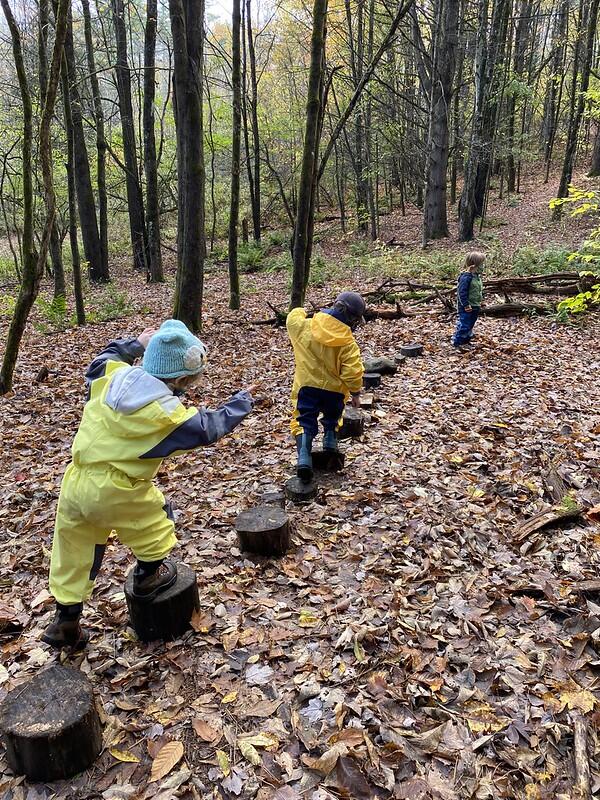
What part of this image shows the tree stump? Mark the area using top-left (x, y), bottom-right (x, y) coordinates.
top-left (338, 408), bottom-right (365, 439)
top-left (285, 476), bottom-right (318, 504)
top-left (235, 506), bottom-right (290, 556)
top-left (312, 449), bottom-right (345, 473)
top-left (0, 664), bottom-right (102, 781)
top-left (360, 393), bottom-right (374, 409)
top-left (400, 343), bottom-right (423, 357)
top-left (125, 562), bottom-right (199, 642)
top-left (261, 489), bottom-right (286, 507)
top-left (363, 356), bottom-right (397, 375)
top-left (363, 372), bottom-right (381, 389)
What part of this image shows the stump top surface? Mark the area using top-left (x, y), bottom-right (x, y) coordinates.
top-left (235, 505), bottom-right (288, 532)
top-left (285, 476), bottom-right (318, 500)
top-left (125, 561), bottom-right (195, 602)
top-left (0, 665), bottom-right (93, 738)
top-left (344, 408), bottom-right (364, 420)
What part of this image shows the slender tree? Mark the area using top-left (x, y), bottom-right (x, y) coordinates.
top-left (112, 0), bottom-right (148, 274)
top-left (422, 0), bottom-right (460, 243)
top-left (228, 0), bottom-right (242, 309)
top-left (144, 0), bottom-right (164, 282)
top-left (245, 0), bottom-right (261, 241)
top-left (82, 0), bottom-right (109, 280)
top-left (169, 0), bottom-right (206, 330)
top-left (63, 2), bottom-right (107, 282)
top-left (0, 0), bottom-right (69, 393)
top-left (290, 0), bottom-right (328, 308)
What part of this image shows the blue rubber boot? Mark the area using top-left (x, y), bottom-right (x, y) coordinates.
top-left (296, 433), bottom-right (313, 483)
top-left (323, 429), bottom-right (338, 452)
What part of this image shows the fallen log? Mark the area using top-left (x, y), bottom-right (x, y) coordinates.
top-left (514, 505), bottom-right (582, 543)
top-left (480, 302), bottom-right (554, 317)
top-left (573, 712), bottom-right (591, 800)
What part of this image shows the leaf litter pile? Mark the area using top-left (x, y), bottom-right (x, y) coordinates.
top-left (1, 267), bottom-right (600, 800)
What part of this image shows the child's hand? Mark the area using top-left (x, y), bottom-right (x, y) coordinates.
top-left (350, 393), bottom-right (361, 408)
top-left (464, 306), bottom-right (472, 313)
top-left (245, 384), bottom-right (259, 396)
top-left (138, 328), bottom-right (157, 349)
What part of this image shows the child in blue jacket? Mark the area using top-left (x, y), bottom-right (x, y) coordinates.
top-left (42, 319), bottom-right (254, 649)
top-left (452, 251), bottom-right (485, 348)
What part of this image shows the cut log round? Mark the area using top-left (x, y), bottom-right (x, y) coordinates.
top-left (125, 562), bottom-right (199, 642)
top-left (261, 489), bottom-right (286, 507)
top-left (285, 476), bottom-right (318, 504)
top-left (363, 356), bottom-right (397, 375)
top-left (363, 372), bottom-right (381, 389)
top-left (338, 408), bottom-right (365, 439)
top-left (0, 664), bottom-right (102, 781)
top-left (235, 505), bottom-right (291, 556)
top-left (312, 449), bottom-right (345, 473)
top-left (400, 343), bottom-right (423, 357)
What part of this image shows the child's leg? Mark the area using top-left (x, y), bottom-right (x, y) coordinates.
top-left (292, 387), bottom-right (320, 441)
top-left (452, 308), bottom-right (472, 346)
top-left (319, 390), bottom-right (346, 449)
top-left (466, 308), bottom-right (480, 339)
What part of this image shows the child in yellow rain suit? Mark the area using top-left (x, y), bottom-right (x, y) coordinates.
top-left (286, 291), bottom-right (365, 483)
top-left (42, 319), bottom-right (254, 649)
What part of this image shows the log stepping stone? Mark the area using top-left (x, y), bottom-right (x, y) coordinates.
top-left (400, 343), bottom-right (423, 357)
top-left (363, 356), bottom-right (397, 375)
top-left (261, 489), bottom-right (286, 507)
top-left (363, 372), bottom-right (381, 389)
top-left (125, 562), bottom-right (199, 642)
top-left (338, 408), bottom-right (365, 439)
top-left (312, 449), bottom-right (345, 473)
top-left (0, 664), bottom-right (103, 781)
top-left (235, 505), bottom-right (291, 556)
top-left (285, 476), bottom-right (318, 504)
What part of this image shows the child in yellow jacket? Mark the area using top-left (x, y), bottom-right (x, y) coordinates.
top-left (43, 319), bottom-right (254, 649)
top-left (286, 292), bottom-right (365, 483)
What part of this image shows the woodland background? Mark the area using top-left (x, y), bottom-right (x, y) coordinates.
top-left (1, 0), bottom-right (600, 796)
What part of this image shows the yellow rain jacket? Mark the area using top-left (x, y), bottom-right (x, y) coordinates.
top-left (286, 309), bottom-right (363, 435)
top-left (50, 338), bottom-right (253, 605)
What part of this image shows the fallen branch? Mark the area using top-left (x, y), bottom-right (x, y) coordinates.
top-left (480, 302), bottom-right (554, 317)
top-left (514, 505), bottom-right (582, 543)
top-left (573, 712), bottom-right (591, 800)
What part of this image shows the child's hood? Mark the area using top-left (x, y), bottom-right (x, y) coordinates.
top-left (311, 311), bottom-right (355, 347)
top-left (105, 366), bottom-right (174, 415)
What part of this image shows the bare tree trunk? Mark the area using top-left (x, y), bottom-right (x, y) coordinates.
top-left (63, 3), bottom-right (107, 282)
top-left (290, 0), bottom-right (328, 308)
top-left (144, 0), bottom-right (163, 282)
top-left (555, 0), bottom-right (600, 207)
top-left (0, 0), bottom-right (68, 393)
top-left (38, 0), bottom-right (65, 300)
top-left (228, 0), bottom-right (242, 309)
top-left (245, 0), bottom-right (261, 241)
top-left (112, 0), bottom-right (148, 274)
top-left (590, 122), bottom-right (600, 177)
top-left (82, 0), bottom-right (109, 282)
top-left (62, 65), bottom-right (85, 326)
top-left (422, 0), bottom-right (459, 243)
top-left (169, 0), bottom-right (206, 330)
top-left (506, 0), bottom-right (532, 193)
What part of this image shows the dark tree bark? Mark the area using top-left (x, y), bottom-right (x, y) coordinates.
top-left (61, 64), bottom-right (85, 326)
top-left (144, 0), bottom-right (164, 282)
top-left (506, 0), bottom-right (532, 193)
top-left (245, 0), bottom-right (261, 241)
top-left (81, 0), bottom-right (109, 280)
top-left (63, 4), bottom-right (107, 282)
top-left (0, 0), bottom-right (68, 394)
top-left (590, 123), bottom-right (600, 177)
top-left (112, 0), bottom-right (148, 274)
top-left (228, 0), bottom-right (242, 309)
top-left (38, 0), bottom-right (65, 300)
top-left (555, 0), bottom-right (600, 207)
top-left (541, 0), bottom-right (568, 180)
top-left (169, 0), bottom-right (206, 330)
top-left (422, 0), bottom-right (459, 243)
top-left (290, 0), bottom-right (328, 308)
top-left (458, 0), bottom-right (511, 241)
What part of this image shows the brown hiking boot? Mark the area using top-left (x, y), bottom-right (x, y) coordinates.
top-left (41, 613), bottom-right (89, 650)
top-left (132, 560), bottom-right (177, 601)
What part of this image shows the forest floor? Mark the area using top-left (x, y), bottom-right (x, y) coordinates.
top-left (1, 168), bottom-right (600, 800)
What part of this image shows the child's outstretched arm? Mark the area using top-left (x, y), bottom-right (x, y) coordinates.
top-left (85, 328), bottom-right (155, 383)
top-left (139, 390), bottom-right (255, 459)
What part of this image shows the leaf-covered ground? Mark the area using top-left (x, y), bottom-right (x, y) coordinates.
top-left (1, 184), bottom-right (600, 799)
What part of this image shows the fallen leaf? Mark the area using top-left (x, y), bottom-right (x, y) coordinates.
top-left (192, 719), bottom-right (221, 742)
top-left (239, 740), bottom-right (262, 766)
top-left (216, 749), bottom-right (231, 776)
top-left (109, 747), bottom-right (140, 763)
top-left (150, 741), bottom-right (184, 782)
top-left (221, 691), bottom-right (238, 704)
top-left (559, 688), bottom-right (596, 713)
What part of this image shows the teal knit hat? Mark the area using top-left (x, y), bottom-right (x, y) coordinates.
top-left (142, 319), bottom-right (207, 380)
